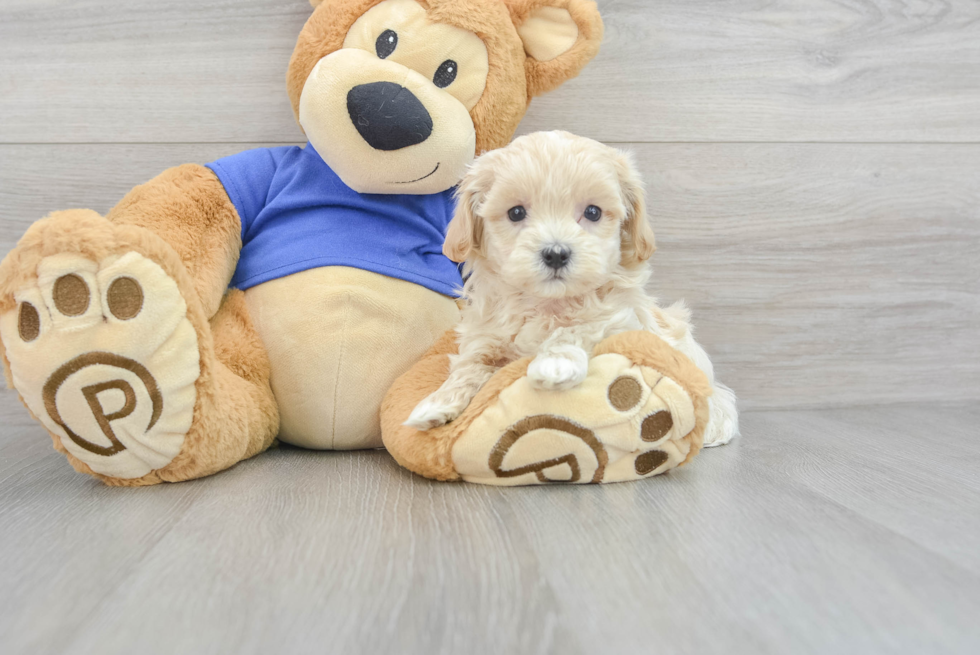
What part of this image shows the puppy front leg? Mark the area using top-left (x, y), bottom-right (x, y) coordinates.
top-left (527, 341), bottom-right (590, 391)
top-left (528, 310), bottom-right (641, 391)
top-left (405, 345), bottom-right (498, 431)
top-left (527, 325), bottom-right (599, 391)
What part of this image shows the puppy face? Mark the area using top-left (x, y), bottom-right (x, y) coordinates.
top-left (445, 131), bottom-right (656, 298)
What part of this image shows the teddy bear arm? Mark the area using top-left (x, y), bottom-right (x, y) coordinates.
top-left (106, 164), bottom-right (242, 319)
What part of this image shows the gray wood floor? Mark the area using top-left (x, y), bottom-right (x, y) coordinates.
top-left (2, 392), bottom-right (978, 655)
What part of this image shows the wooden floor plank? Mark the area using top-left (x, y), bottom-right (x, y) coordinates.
top-left (518, 0), bottom-right (980, 143)
top-left (2, 397), bottom-right (979, 654)
top-left (1, 0), bottom-right (979, 144)
top-left (502, 427), bottom-right (980, 654)
top-left (740, 406), bottom-right (980, 574)
top-left (54, 450), bottom-right (576, 655)
top-left (0, 447), bottom-right (209, 654)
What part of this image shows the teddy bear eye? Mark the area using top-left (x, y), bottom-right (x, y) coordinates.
top-left (507, 206), bottom-right (527, 222)
top-left (376, 30), bottom-right (397, 59)
top-left (584, 205), bottom-right (602, 222)
top-left (433, 60), bottom-right (458, 88)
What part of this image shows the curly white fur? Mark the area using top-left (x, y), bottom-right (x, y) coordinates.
top-left (406, 131), bottom-right (739, 447)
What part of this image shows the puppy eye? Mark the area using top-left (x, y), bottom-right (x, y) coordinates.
top-left (433, 60), bottom-right (458, 88)
top-left (584, 205), bottom-right (602, 222)
top-left (376, 30), bottom-right (397, 59)
top-left (507, 206), bottom-right (527, 222)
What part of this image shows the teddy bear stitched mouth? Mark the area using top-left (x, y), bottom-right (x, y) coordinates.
top-left (393, 163), bottom-right (440, 185)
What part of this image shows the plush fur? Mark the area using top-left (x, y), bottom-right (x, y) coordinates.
top-left (106, 165), bottom-right (242, 319)
top-left (507, 0), bottom-right (603, 98)
top-left (382, 331), bottom-right (532, 481)
top-left (594, 330), bottom-right (712, 466)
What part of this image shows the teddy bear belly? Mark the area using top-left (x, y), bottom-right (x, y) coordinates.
top-left (243, 266), bottom-right (459, 450)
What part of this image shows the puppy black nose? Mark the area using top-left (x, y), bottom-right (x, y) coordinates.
top-left (347, 81), bottom-right (433, 151)
top-left (541, 246), bottom-right (572, 270)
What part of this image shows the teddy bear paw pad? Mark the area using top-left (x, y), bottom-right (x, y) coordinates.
top-left (450, 353), bottom-right (700, 485)
top-left (0, 251), bottom-right (200, 479)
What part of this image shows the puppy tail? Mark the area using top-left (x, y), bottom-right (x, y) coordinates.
top-left (704, 381), bottom-right (740, 447)
top-left (653, 300), bottom-right (693, 341)
top-left (652, 300), bottom-right (740, 446)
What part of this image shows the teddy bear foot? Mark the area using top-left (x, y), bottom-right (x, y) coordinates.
top-left (382, 330), bottom-right (714, 486)
top-left (451, 352), bottom-right (703, 485)
top-left (0, 210), bottom-right (280, 485)
top-left (0, 237), bottom-right (200, 481)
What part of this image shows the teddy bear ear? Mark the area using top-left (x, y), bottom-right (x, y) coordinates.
top-left (309, 0), bottom-right (324, 7)
top-left (506, 0), bottom-right (604, 98)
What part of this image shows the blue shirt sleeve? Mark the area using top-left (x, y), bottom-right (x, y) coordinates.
top-left (206, 147), bottom-right (292, 239)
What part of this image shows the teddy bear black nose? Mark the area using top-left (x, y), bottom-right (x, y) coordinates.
top-left (541, 246), bottom-right (572, 270)
top-left (346, 81), bottom-right (433, 151)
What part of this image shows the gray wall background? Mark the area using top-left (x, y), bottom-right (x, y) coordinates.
top-left (1, 0), bottom-right (978, 409)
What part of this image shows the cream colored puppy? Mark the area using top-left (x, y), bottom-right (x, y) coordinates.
top-left (406, 131), bottom-right (738, 447)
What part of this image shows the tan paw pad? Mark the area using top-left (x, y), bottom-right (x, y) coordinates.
top-left (451, 353), bottom-right (700, 486)
top-left (0, 252), bottom-right (200, 480)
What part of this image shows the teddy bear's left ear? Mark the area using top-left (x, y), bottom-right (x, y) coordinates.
top-left (506, 0), bottom-right (604, 98)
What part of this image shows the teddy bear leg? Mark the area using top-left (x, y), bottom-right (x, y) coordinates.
top-left (156, 288), bottom-right (279, 484)
top-left (384, 330), bottom-right (716, 485)
top-left (104, 164), bottom-right (242, 321)
top-left (0, 208), bottom-right (277, 485)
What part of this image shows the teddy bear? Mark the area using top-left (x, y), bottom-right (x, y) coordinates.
top-left (0, 0), bottom-right (607, 485)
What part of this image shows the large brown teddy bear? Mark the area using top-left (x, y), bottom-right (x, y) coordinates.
top-left (0, 0), bottom-right (605, 485)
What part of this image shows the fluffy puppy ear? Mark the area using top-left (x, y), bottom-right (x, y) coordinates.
top-left (615, 150), bottom-right (656, 267)
top-left (444, 163), bottom-right (494, 263)
top-left (506, 0), bottom-right (604, 97)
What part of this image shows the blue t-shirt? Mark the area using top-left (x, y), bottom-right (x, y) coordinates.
top-left (205, 144), bottom-right (462, 296)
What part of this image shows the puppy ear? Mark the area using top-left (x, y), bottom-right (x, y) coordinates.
top-left (506, 0), bottom-right (604, 97)
top-left (444, 163), bottom-right (494, 263)
top-left (615, 150), bottom-right (656, 266)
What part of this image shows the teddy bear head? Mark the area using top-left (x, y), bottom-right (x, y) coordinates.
top-left (287, 0), bottom-right (603, 195)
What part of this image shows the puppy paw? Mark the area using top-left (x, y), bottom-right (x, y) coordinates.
top-left (528, 346), bottom-right (589, 391)
top-left (405, 397), bottom-right (462, 431)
